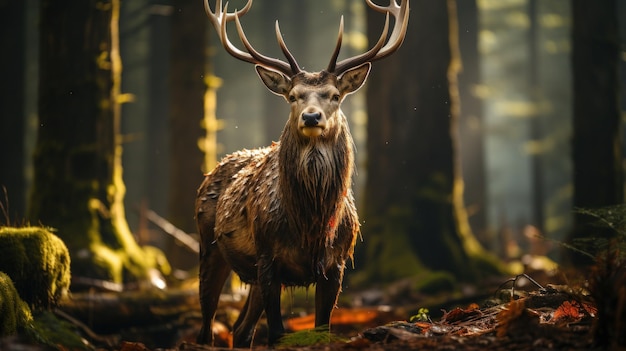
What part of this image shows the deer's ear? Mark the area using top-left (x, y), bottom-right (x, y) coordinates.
top-left (337, 62), bottom-right (371, 96)
top-left (256, 65), bottom-right (291, 97)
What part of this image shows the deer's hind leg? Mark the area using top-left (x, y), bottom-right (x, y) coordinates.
top-left (197, 238), bottom-right (231, 345)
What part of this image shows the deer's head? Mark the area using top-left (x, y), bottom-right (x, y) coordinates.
top-left (204, 0), bottom-right (409, 140)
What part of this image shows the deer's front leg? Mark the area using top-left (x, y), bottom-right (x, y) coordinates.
top-left (232, 284), bottom-right (264, 348)
top-left (258, 255), bottom-right (285, 345)
top-left (315, 262), bottom-right (344, 329)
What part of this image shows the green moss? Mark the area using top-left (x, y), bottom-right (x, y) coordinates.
top-left (350, 207), bottom-right (427, 287)
top-left (25, 311), bottom-right (93, 351)
top-left (84, 242), bottom-right (125, 283)
top-left (413, 270), bottom-right (456, 294)
top-left (124, 244), bottom-right (171, 282)
top-left (468, 250), bottom-right (512, 278)
top-left (0, 226), bottom-right (71, 309)
top-left (71, 242), bottom-right (171, 285)
top-left (0, 272), bottom-right (33, 337)
top-left (277, 325), bottom-right (346, 348)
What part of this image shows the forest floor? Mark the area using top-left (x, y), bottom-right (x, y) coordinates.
top-left (6, 266), bottom-right (619, 351)
top-left (172, 284), bottom-right (600, 351)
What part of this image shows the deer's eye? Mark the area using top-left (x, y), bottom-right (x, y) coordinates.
top-left (288, 95), bottom-right (297, 102)
top-left (332, 94), bottom-right (340, 102)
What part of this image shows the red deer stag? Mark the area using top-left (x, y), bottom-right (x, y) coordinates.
top-left (196, 0), bottom-right (409, 346)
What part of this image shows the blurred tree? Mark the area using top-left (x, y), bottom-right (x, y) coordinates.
top-left (528, 0), bottom-right (545, 235)
top-left (456, 0), bottom-right (487, 245)
top-left (119, 0), bottom-right (171, 237)
top-left (355, 0), bottom-right (504, 284)
top-left (532, 0), bottom-right (572, 251)
top-left (163, 0), bottom-right (209, 271)
top-left (568, 0), bottom-right (623, 265)
top-left (168, 0), bottom-right (206, 234)
top-left (0, 0), bottom-right (26, 218)
top-left (30, 0), bottom-right (169, 284)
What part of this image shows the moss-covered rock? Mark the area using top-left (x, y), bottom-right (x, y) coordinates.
top-left (0, 226), bottom-right (71, 309)
top-left (0, 272), bottom-right (33, 336)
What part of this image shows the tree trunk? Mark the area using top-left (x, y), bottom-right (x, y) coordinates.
top-left (357, 0), bottom-right (503, 284)
top-left (568, 0), bottom-right (622, 265)
top-left (165, 0), bottom-right (208, 270)
top-left (168, 0), bottom-right (206, 234)
top-left (0, 0), bottom-right (26, 219)
top-left (30, 0), bottom-right (169, 284)
top-left (456, 0), bottom-right (487, 245)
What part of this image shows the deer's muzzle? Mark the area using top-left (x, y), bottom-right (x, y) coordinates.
top-left (300, 112), bottom-right (325, 137)
top-left (302, 112), bottom-right (321, 127)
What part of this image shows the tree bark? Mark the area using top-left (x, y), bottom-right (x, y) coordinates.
top-left (168, 0), bottom-right (206, 234)
top-left (568, 0), bottom-right (622, 265)
top-left (0, 0), bottom-right (26, 219)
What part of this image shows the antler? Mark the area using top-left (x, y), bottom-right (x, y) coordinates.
top-left (327, 0), bottom-right (410, 76)
top-left (204, 0), bottom-right (301, 76)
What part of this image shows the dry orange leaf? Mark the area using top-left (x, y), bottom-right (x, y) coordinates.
top-left (552, 300), bottom-right (583, 323)
top-left (119, 341), bottom-right (150, 351)
top-left (285, 308), bottom-right (379, 331)
top-left (442, 305), bottom-right (482, 324)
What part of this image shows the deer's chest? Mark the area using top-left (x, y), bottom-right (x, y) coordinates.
top-left (213, 146), bottom-right (344, 285)
top-left (216, 220), bottom-right (340, 286)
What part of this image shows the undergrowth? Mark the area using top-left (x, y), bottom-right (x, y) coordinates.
top-left (569, 205), bottom-right (626, 260)
top-left (569, 204), bottom-right (626, 349)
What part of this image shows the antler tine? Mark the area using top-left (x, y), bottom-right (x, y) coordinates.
top-left (204, 0), bottom-right (256, 64)
top-left (204, 0), bottom-right (251, 36)
top-left (232, 12), bottom-right (294, 76)
top-left (204, 0), bottom-right (297, 76)
top-left (332, 13), bottom-right (390, 75)
top-left (326, 16), bottom-right (344, 73)
top-left (367, 0), bottom-right (410, 59)
top-left (331, 0), bottom-right (410, 76)
top-left (275, 21), bottom-right (301, 74)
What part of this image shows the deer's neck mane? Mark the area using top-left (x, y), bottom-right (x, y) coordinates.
top-left (277, 113), bottom-right (354, 248)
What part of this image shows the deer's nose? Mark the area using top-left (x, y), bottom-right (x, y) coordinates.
top-left (302, 112), bottom-right (321, 127)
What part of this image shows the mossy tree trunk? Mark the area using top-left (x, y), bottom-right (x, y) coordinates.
top-left (568, 0), bottom-right (623, 266)
top-left (30, 0), bottom-right (169, 284)
top-left (356, 0), bottom-right (503, 285)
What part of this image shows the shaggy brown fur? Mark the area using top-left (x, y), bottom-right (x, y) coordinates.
top-left (195, 65), bottom-right (368, 347)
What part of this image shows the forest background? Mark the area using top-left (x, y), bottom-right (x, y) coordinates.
top-left (0, 0), bottom-right (625, 288)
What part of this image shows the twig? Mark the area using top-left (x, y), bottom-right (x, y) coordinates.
top-left (145, 209), bottom-right (199, 253)
top-left (496, 273), bottom-right (545, 299)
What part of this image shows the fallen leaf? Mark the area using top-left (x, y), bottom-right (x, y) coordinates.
top-left (552, 300), bottom-right (583, 324)
top-left (442, 306), bottom-right (482, 324)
